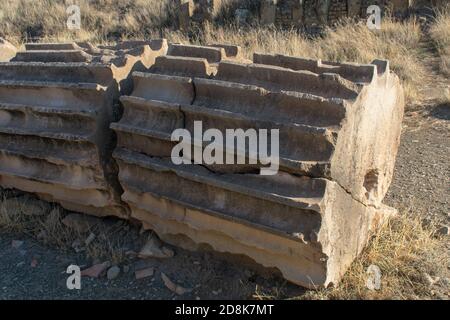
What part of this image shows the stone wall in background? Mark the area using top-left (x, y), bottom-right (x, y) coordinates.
top-left (178, 0), bottom-right (413, 29)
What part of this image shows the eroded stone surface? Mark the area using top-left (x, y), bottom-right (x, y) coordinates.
top-left (0, 40), bottom-right (168, 218)
top-left (0, 38), bottom-right (17, 62)
top-left (111, 44), bottom-right (405, 287)
top-left (177, 0), bottom-right (413, 28)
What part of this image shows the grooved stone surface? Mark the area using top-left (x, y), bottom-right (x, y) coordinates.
top-left (0, 40), bottom-right (168, 218)
top-left (111, 44), bottom-right (405, 287)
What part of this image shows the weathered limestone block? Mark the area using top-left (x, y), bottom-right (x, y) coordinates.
top-left (0, 40), bottom-right (168, 218)
top-left (112, 46), bottom-right (404, 287)
top-left (260, 0), bottom-right (278, 25)
top-left (178, 0), bottom-right (225, 28)
top-left (253, 54), bottom-right (404, 207)
top-left (347, 0), bottom-right (362, 17)
top-left (168, 43), bottom-right (242, 63)
top-left (178, 0), bottom-right (194, 30)
top-left (0, 38), bottom-right (17, 62)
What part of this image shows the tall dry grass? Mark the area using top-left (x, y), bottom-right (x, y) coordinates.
top-left (305, 211), bottom-right (449, 300)
top-left (178, 18), bottom-right (425, 104)
top-left (0, 0), bottom-right (430, 104)
top-left (430, 5), bottom-right (450, 76)
top-left (252, 208), bottom-right (449, 300)
top-left (0, 0), bottom-right (177, 44)
top-left (0, 193), bottom-right (130, 264)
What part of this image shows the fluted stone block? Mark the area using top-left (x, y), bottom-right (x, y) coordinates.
top-left (0, 40), bottom-right (168, 218)
top-left (111, 44), bottom-right (404, 287)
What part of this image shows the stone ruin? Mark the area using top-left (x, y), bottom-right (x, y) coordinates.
top-left (178, 0), bottom-right (413, 28)
top-left (0, 38), bottom-right (17, 62)
top-left (0, 40), bottom-right (404, 287)
top-left (0, 40), bottom-right (168, 218)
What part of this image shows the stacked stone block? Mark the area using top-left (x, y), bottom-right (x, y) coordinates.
top-left (111, 44), bottom-right (404, 287)
top-left (0, 40), bottom-right (168, 218)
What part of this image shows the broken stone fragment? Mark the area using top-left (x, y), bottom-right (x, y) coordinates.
top-left (81, 261), bottom-right (111, 278)
top-left (11, 240), bottom-right (24, 249)
top-left (0, 38), bottom-right (17, 62)
top-left (138, 235), bottom-right (174, 259)
top-left (107, 266), bottom-right (121, 280)
top-left (437, 225), bottom-right (449, 237)
top-left (135, 267), bottom-right (154, 280)
top-left (161, 272), bottom-right (192, 295)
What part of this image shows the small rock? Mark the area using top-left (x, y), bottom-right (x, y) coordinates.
top-left (107, 266), bottom-right (121, 280)
top-left (161, 272), bottom-right (192, 295)
top-left (81, 261), bottom-right (111, 278)
top-left (437, 225), bottom-right (449, 236)
top-left (0, 38), bottom-right (17, 62)
top-left (138, 236), bottom-right (174, 259)
top-left (11, 240), bottom-right (24, 249)
top-left (62, 213), bottom-right (100, 233)
top-left (123, 265), bottom-right (130, 273)
top-left (135, 267), bottom-right (154, 280)
top-left (30, 258), bottom-right (38, 268)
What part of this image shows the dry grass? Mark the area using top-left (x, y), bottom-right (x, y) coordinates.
top-left (0, 0), bottom-right (429, 104)
top-left (252, 208), bottom-right (449, 300)
top-left (302, 211), bottom-right (449, 300)
top-left (177, 18), bottom-right (425, 104)
top-left (2, 191), bottom-right (447, 299)
top-left (430, 5), bottom-right (450, 76)
top-left (251, 209), bottom-right (449, 300)
top-left (0, 0), bottom-right (177, 44)
top-left (0, 192), bottom-right (131, 264)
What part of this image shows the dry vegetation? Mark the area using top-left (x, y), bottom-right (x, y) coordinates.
top-left (186, 19), bottom-right (426, 105)
top-left (0, 193), bottom-right (130, 264)
top-left (1, 192), bottom-right (448, 300)
top-left (304, 211), bottom-right (449, 300)
top-left (430, 5), bottom-right (450, 76)
top-left (0, 0), bottom-right (442, 105)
